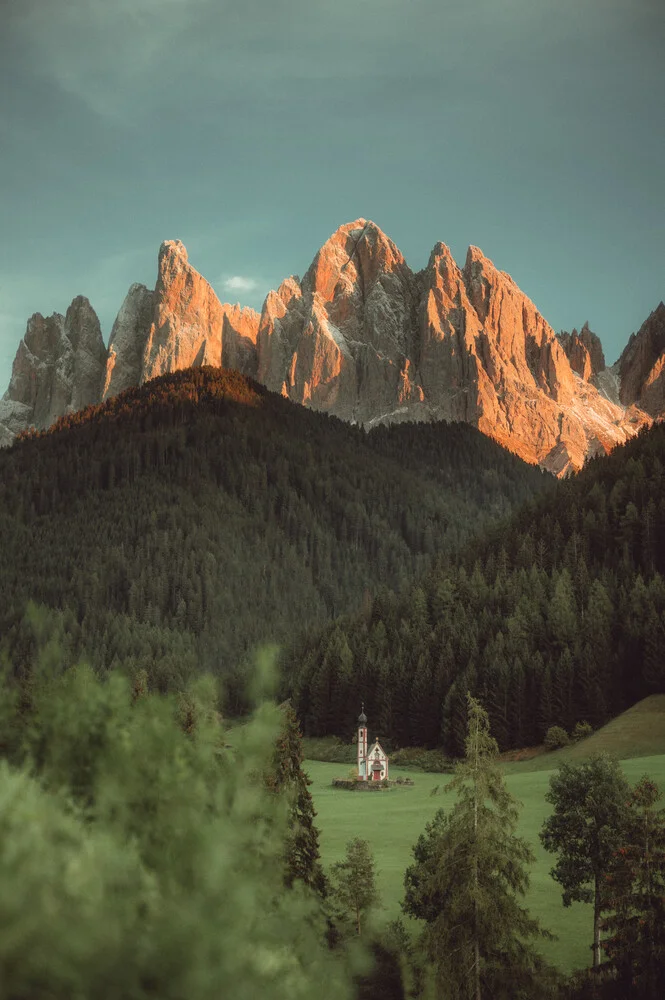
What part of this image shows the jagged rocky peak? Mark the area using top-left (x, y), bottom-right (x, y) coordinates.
top-left (141, 239), bottom-right (227, 381)
top-left (64, 296), bottom-right (108, 411)
top-left (557, 322), bottom-right (606, 381)
top-left (106, 247), bottom-right (260, 395)
top-left (259, 219), bottom-right (424, 423)
top-left (0, 224), bottom-right (659, 472)
top-left (256, 276), bottom-right (305, 393)
top-left (302, 218), bottom-right (419, 353)
top-left (0, 297), bottom-right (106, 442)
top-left (102, 283), bottom-right (155, 401)
top-left (618, 302), bottom-right (665, 417)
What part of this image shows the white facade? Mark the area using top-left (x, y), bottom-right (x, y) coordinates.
top-left (357, 708), bottom-right (389, 781)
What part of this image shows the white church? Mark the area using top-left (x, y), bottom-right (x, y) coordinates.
top-left (356, 705), bottom-right (389, 781)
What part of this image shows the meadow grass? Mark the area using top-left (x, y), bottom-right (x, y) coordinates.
top-left (306, 753), bottom-right (665, 974)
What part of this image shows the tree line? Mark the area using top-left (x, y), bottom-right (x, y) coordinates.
top-left (286, 422), bottom-right (665, 752)
top-left (1, 623), bottom-right (662, 999)
top-left (0, 366), bottom-right (547, 711)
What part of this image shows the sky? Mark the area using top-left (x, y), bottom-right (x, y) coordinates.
top-left (0, 0), bottom-right (663, 388)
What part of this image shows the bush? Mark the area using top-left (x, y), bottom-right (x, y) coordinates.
top-left (571, 721), bottom-right (594, 742)
top-left (301, 736), bottom-right (356, 764)
top-left (390, 747), bottom-right (453, 773)
top-left (544, 726), bottom-right (571, 751)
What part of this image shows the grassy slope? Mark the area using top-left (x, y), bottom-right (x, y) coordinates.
top-left (507, 695), bottom-right (665, 773)
top-left (306, 697), bottom-right (665, 974)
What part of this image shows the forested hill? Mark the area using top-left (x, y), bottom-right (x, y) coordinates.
top-left (0, 367), bottom-right (548, 711)
top-left (287, 423), bottom-right (665, 753)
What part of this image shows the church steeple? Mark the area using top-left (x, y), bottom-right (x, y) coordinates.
top-left (357, 704), bottom-right (368, 778)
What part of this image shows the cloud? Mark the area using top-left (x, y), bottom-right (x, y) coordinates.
top-left (222, 275), bottom-right (259, 293)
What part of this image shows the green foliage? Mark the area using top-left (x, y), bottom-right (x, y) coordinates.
top-left (0, 655), bottom-right (359, 1000)
top-left (402, 695), bottom-right (557, 999)
top-left (602, 776), bottom-right (665, 996)
top-left (544, 726), bottom-right (571, 751)
top-left (329, 838), bottom-right (380, 937)
top-left (540, 754), bottom-right (631, 968)
top-left (388, 746), bottom-right (453, 772)
top-left (572, 721), bottom-right (594, 742)
top-left (288, 421), bottom-right (665, 752)
top-left (267, 702), bottom-right (327, 896)
top-left (0, 367), bottom-right (546, 710)
top-left (301, 736), bottom-right (357, 764)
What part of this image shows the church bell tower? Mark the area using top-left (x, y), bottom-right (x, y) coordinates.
top-left (357, 704), bottom-right (368, 778)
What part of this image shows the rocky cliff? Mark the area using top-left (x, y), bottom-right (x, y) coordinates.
top-left (617, 302), bottom-right (665, 418)
top-left (557, 322), bottom-right (606, 381)
top-left (0, 221), bottom-right (658, 474)
top-left (254, 219), bottom-right (650, 474)
top-left (0, 297), bottom-right (107, 445)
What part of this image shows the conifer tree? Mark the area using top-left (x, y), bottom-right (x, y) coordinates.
top-left (268, 702), bottom-right (327, 897)
top-left (329, 837), bottom-right (379, 937)
top-left (540, 754), bottom-right (630, 969)
top-left (602, 776), bottom-right (665, 996)
top-left (403, 694), bottom-right (555, 999)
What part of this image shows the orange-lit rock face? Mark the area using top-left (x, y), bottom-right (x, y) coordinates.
top-left (0, 224), bottom-right (656, 469)
top-left (253, 220), bottom-right (650, 474)
top-left (558, 323), bottom-right (606, 382)
top-left (257, 219), bottom-right (424, 423)
top-left (142, 240), bottom-right (228, 381)
top-left (619, 303), bottom-right (665, 418)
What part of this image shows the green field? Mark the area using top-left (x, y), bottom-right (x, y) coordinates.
top-left (306, 750), bottom-right (665, 974)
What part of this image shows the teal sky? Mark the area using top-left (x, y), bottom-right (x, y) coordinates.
top-left (0, 0), bottom-right (663, 388)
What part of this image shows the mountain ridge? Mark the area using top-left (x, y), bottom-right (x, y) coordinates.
top-left (0, 219), bottom-right (660, 473)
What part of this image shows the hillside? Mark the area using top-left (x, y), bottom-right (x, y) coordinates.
top-left (0, 366), bottom-right (548, 711)
top-left (287, 422), bottom-right (665, 750)
top-left (505, 695), bottom-right (665, 773)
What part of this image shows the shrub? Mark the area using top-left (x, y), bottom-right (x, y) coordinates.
top-left (572, 721), bottom-right (594, 742)
top-left (544, 726), bottom-right (571, 751)
top-left (390, 747), bottom-right (453, 773)
top-left (301, 736), bottom-right (356, 764)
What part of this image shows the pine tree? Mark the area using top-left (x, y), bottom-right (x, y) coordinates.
top-left (602, 776), bottom-right (665, 996)
top-left (403, 694), bottom-right (555, 999)
top-left (329, 837), bottom-right (379, 937)
top-left (267, 702), bottom-right (327, 897)
top-left (540, 754), bottom-right (630, 968)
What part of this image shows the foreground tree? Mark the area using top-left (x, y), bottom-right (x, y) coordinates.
top-left (403, 693), bottom-right (556, 999)
top-left (540, 754), bottom-right (630, 968)
top-left (267, 701), bottom-right (327, 896)
top-left (329, 837), bottom-right (379, 937)
top-left (602, 775), bottom-right (665, 997)
top-left (0, 661), bottom-right (355, 1000)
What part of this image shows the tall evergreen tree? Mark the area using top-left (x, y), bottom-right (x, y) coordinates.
top-left (540, 755), bottom-right (630, 968)
top-left (602, 776), bottom-right (665, 996)
top-left (329, 838), bottom-right (379, 937)
top-left (267, 702), bottom-right (327, 897)
top-left (403, 694), bottom-right (555, 999)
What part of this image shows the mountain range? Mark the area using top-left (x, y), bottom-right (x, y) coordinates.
top-left (1, 219), bottom-right (662, 475)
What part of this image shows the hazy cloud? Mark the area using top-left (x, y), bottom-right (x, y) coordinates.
top-left (222, 275), bottom-right (259, 293)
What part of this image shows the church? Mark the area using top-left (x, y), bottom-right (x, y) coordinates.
top-left (356, 706), bottom-right (389, 781)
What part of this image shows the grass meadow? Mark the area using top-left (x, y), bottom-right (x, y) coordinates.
top-left (306, 748), bottom-right (665, 974)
